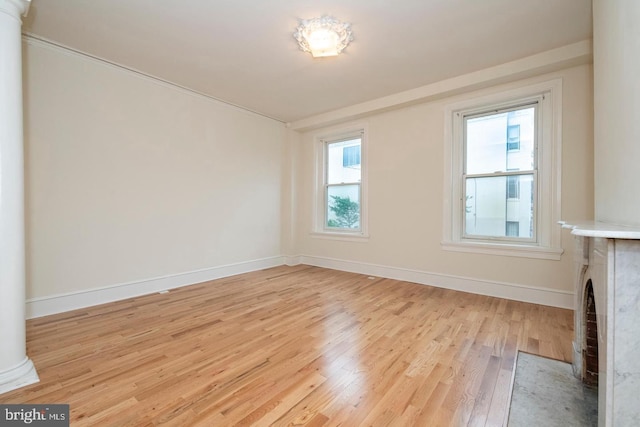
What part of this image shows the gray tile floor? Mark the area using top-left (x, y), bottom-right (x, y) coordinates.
top-left (507, 351), bottom-right (598, 427)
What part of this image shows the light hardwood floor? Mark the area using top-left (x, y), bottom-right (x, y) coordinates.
top-left (1, 265), bottom-right (573, 426)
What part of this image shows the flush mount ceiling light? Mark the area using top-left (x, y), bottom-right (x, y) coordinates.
top-left (293, 16), bottom-right (353, 58)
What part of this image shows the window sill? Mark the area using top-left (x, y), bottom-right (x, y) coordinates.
top-left (441, 240), bottom-right (563, 260)
top-left (310, 231), bottom-right (370, 243)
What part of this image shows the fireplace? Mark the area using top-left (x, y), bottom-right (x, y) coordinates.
top-left (562, 221), bottom-right (640, 426)
top-left (582, 280), bottom-right (598, 387)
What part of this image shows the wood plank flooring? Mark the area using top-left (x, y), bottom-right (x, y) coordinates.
top-left (1, 265), bottom-right (573, 426)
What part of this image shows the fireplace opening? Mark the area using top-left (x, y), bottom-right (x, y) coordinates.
top-left (583, 280), bottom-right (598, 388)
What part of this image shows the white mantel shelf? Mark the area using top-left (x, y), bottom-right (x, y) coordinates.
top-left (559, 220), bottom-right (640, 239)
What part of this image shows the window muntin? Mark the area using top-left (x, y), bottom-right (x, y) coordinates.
top-left (462, 104), bottom-right (537, 242)
top-left (325, 137), bottom-right (362, 231)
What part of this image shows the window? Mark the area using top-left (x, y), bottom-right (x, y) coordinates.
top-left (343, 145), bottom-right (361, 168)
top-left (507, 123), bottom-right (521, 151)
top-left (506, 175), bottom-right (520, 199)
top-left (506, 221), bottom-right (519, 237)
top-left (443, 80), bottom-right (563, 260)
top-left (314, 126), bottom-right (368, 238)
top-left (464, 104), bottom-right (535, 241)
top-left (326, 138), bottom-right (361, 230)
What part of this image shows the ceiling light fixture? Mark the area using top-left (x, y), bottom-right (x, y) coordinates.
top-left (293, 16), bottom-right (353, 58)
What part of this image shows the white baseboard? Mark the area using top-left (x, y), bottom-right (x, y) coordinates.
top-left (284, 255), bottom-right (302, 266)
top-left (298, 255), bottom-right (574, 309)
top-left (26, 254), bottom-right (573, 319)
top-left (26, 256), bottom-right (286, 319)
top-left (0, 357), bottom-right (39, 395)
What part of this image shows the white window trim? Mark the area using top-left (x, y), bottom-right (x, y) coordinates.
top-left (312, 122), bottom-right (369, 240)
top-left (442, 79), bottom-right (563, 260)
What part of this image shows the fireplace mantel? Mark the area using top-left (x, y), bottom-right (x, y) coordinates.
top-left (560, 220), bottom-right (640, 426)
top-left (559, 220), bottom-right (640, 239)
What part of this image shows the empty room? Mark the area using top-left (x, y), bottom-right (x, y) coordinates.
top-left (1, 0), bottom-right (639, 426)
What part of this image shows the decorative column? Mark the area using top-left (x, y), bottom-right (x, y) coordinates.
top-left (0, 0), bottom-right (38, 394)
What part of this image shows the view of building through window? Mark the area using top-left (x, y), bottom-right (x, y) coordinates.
top-left (326, 137), bottom-right (361, 230)
top-left (464, 105), bottom-right (536, 240)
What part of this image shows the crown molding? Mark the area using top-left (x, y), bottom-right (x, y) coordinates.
top-left (289, 39), bottom-right (592, 132)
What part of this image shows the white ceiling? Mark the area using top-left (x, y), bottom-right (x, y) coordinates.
top-left (23, 0), bottom-right (592, 123)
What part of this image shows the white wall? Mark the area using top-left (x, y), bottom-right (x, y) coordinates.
top-left (593, 0), bottom-right (640, 227)
top-left (21, 36), bottom-right (594, 313)
top-left (293, 65), bottom-right (593, 305)
top-left (23, 39), bottom-right (286, 302)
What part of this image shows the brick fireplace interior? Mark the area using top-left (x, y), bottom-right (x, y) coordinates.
top-left (582, 280), bottom-right (598, 388)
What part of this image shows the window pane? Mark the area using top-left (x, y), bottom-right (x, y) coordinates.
top-left (465, 106), bottom-right (535, 174)
top-left (507, 124), bottom-right (521, 151)
top-left (343, 145), bottom-right (361, 167)
top-left (507, 175), bottom-right (519, 199)
top-left (327, 184), bottom-right (360, 229)
top-left (327, 138), bottom-right (361, 184)
top-left (465, 174), bottom-right (534, 239)
top-left (506, 221), bottom-right (519, 237)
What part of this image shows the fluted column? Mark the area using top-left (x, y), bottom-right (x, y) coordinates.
top-left (0, 0), bottom-right (38, 394)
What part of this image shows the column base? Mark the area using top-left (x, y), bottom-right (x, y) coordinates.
top-left (0, 357), bottom-right (39, 395)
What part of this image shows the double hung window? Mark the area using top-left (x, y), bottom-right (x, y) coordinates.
top-left (443, 80), bottom-right (563, 259)
top-left (463, 104), bottom-right (536, 242)
top-left (314, 127), bottom-right (367, 238)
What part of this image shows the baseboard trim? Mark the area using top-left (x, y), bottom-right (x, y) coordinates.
top-left (299, 255), bottom-right (574, 309)
top-left (26, 254), bottom-right (574, 318)
top-left (26, 256), bottom-right (286, 319)
top-left (0, 357), bottom-right (39, 395)
top-left (284, 255), bottom-right (302, 266)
